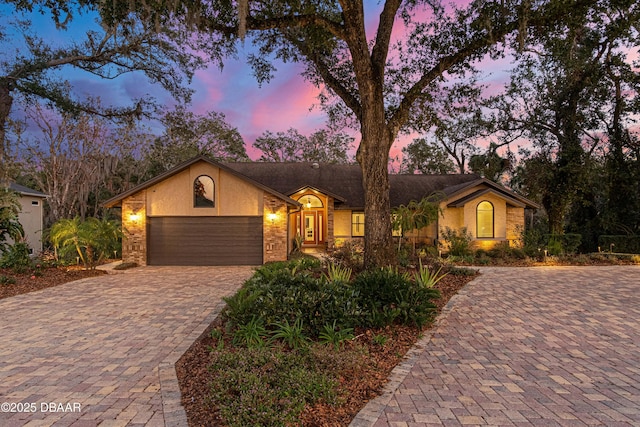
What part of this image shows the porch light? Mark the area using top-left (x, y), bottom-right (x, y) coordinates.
top-left (268, 212), bottom-right (277, 223)
top-left (129, 212), bottom-right (141, 223)
top-left (306, 197), bottom-right (311, 209)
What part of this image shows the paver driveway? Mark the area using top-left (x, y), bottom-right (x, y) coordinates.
top-left (353, 266), bottom-right (640, 427)
top-left (0, 266), bottom-right (252, 427)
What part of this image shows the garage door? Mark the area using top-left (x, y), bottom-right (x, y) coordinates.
top-left (147, 216), bottom-right (263, 266)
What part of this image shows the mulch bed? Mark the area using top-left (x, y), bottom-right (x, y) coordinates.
top-left (0, 267), bottom-right (106, 300)
top-left (176, 273), bottom-right (476, 427)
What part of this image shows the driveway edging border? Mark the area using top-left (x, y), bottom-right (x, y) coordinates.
top-left (159, 300), bottom-right (228, 427)
top-left (349, 274), bottom-right (479, 427)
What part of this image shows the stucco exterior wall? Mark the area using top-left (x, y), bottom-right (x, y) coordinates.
top-left (439, 206), bottom-right (464, 233)
top-left (146, 163), bottom-right (263, 217)
top-left (462, 193), bottom-right (507, 239)
top-left (17, 195), bottom-right (44, 254)
top-left (334, 210), bottom-right (352, 238)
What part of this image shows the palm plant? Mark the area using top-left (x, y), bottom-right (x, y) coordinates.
top-left (49, 217), bottom-right (121, 268)
top-left (392, 193), bottom-right (443, 254)
top-left (0, 188), bottom-right (24, 252)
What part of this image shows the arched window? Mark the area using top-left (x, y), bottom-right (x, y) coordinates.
top-left (476, 201), bottom-right (494, 238)
top-left (194, 175), bottom-right (215, 207)
top-left (298, 194), bottom-right (323, 209)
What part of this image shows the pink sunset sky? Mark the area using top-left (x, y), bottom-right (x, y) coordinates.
top-left (4, 2), bottom-right (636, 164)
top-left (1, 2), bottom-right (520, 163)
top-left (175, 3), bottom-right (515, 162)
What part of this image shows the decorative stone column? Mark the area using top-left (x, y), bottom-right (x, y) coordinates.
top-left (263, 194), bottom-right (288, 263)
top-left (121, 191), bottom-right (147, 266)
top-left (506, 206), bottom-right (525, 247)
top-left (326, 197), bottom-right (335, 252)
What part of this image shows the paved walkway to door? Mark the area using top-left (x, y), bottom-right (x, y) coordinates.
top-left (352, 266), bottom-right (640, 426)
top-left (0, 266), bottom-right (252, 427)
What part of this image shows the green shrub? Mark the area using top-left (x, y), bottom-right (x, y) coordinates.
top-left (0, 275), bottom-right (17, 285)
top-left (49, 217), bottom-right (122, 268)
top-left (510, 247), bottom-right (527, 260)
top-left (487, 242), bottom-right (511, 258)
top-left (233, 317), bottom-right (269, 348)
top-left (521, 227), bottom-right (545, 257)
top-left (208, 346), bottom-right (338, 427)
top-left (544, 234), bottom-right (582, 255)
top-left (352, 268), bottom-right (439, 328)
top-left (318, 321), bottom-right (354, 350)
top-left (224, 264), bottom-right (360, 337)
top-left (474, 248), bottom-right (487, 258)
top-left (329, 240), bottom-right (364, 272)
top-left (0, 242), bottom-right (32, 271)
top-left (0, 189), bottom-right (24, 253)
top-left (440, 226), bottom-right (473, 256)
top-left (324, 262), bottom-right (352, 284)
top-left (475, 256), bottom-right (491, 265)
top-left (271, 318), bottom-right (309, 350)
top-left (224, 258), bottom-right (442, 338)
top-left (546, 238), bottom-right (563, 256)
top-left (598, 235), bottom-right (640, 254)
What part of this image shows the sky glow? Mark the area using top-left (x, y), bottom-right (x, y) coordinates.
top-left (4, 2), bottom-right (636, 165)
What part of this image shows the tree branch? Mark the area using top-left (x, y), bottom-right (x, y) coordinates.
top-left (371, 0), bottom-right (401, 75)
top-left (291, 39), bottom-right (363, 120)
top-left (389, 25), bottom-right (515, 135)
top-left (247, 14), bottom-right (346, 39)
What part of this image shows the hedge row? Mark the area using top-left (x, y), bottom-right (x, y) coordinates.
top-left (597, 235), bottom-right (640, 254)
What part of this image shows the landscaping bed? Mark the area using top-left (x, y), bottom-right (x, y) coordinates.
top-left (175, 261), bottom-right (476, 427)
top-left (0, 266), bottom-right (106, 300)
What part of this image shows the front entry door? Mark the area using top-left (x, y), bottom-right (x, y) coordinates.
top-left (302, 211), bottom-right (324, 245)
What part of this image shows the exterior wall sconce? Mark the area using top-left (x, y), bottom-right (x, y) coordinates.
top-left (129, 212), bottom-right (141, 223)
top-left (268, 212), bottom-right (277, 223)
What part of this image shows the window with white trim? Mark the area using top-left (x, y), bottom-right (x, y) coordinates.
top-left (351, 212), bottom-right (365, 237)
top-left (194, 175), bottom-right (215, 207)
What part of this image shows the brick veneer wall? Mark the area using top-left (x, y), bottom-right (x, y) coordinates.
top-left (506, 206), bottom-right (525, 247)
top-left (121, 191), bottom-right (147, 266)
top-left (326, 197), bottom-right (335, 251)
top-left (263, 194), bottom-right (289, 263)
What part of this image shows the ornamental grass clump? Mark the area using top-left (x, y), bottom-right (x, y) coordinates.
top-left (414, 260), bottom-right (447, 288)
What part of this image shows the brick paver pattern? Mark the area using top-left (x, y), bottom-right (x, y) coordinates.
top-left (363, 266), bottom-right (640, 427)
top-left (0, 266), bottom-right (252, 427)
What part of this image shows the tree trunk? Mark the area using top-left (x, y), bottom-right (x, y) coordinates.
top-left (543, 191), bottom-right (567, 235)
top-left (357, 114), bottom-right (396, 269)
top-left (0, 82), bottom-right (14, 181)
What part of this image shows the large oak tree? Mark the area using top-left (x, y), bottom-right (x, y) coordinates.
top-left (20, 0), bottom-right (599, 267)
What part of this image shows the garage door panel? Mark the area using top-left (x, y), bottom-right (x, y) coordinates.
top-left (148, 217), bottom-right (263, 265)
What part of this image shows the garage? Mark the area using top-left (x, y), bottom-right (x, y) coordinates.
top-left (147, 216), bottom-right (263, 266)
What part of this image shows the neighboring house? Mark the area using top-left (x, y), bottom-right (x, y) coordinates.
top-left (8, 183), bottom-right (47, 254)
top-left (104, 156), bottom-right (538, 266)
